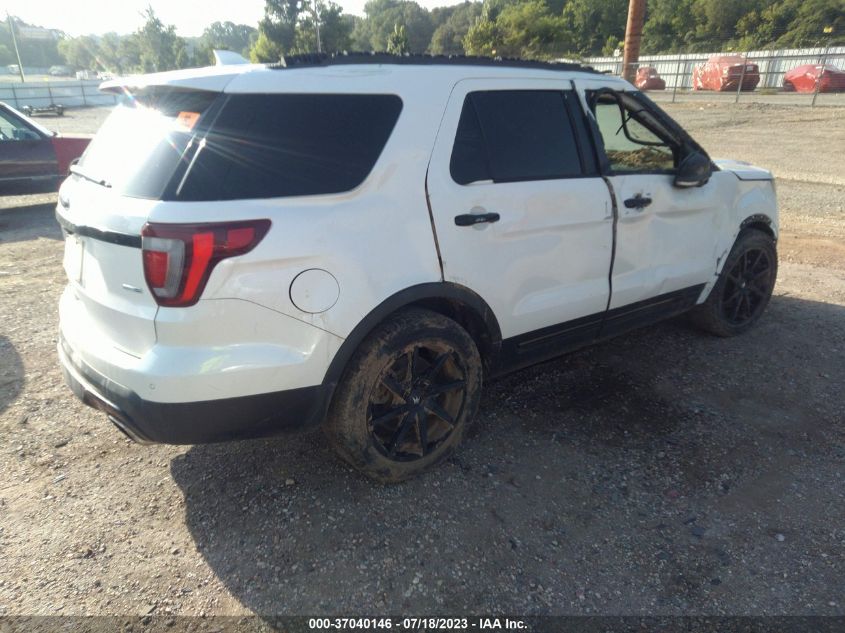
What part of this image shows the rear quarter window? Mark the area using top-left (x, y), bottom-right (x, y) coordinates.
top-left (176, 93), bottom-right (403, 201)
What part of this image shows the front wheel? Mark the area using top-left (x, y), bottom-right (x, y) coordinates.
top-left (690, 229), bottom-right (778, 337)
top-left (325, 308), bottom-right (482, 483)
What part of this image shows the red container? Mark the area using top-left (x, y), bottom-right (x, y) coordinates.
top-left (783, 64), bottom-right (845, 93)
top-left (693, 55), bottom-right (760, 92)
top-left (635, 66), bottom-right (666, 91)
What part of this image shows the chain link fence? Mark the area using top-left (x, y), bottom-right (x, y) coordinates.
top-left (585, 45), bottom-right (845, 106)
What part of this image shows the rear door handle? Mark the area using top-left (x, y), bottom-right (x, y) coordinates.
top-left (454, 212), bottom-right (500, 227)
top-left (624, 194), bottom-right (653, 210)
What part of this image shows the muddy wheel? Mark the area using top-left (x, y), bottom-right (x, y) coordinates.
top-left (325, 308), bottom-right (482, 483)
top-left (690, 229), bottom-right (777, 337)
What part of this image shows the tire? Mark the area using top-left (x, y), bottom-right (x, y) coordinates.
top-left (690, 229), bottom-right (778, 337)
top-left (325, 308), bottom-right (482, 483)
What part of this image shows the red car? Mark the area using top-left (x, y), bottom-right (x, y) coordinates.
top-left (783, 64), bottom-right (845, 93)
top-left (693, 55), bottom-right (760, 92)
top-left (0, 102), bottom-right (90, 194)
top-left (635, 66), bottom-right (666, 91)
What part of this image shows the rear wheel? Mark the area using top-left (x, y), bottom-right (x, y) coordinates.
top-left (690, 229), bottom-right (777, 337)
top-left (325, 308), bottom-right (482, 483)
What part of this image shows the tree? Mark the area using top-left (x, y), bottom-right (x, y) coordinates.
top-left (464, 0), bottom-right (571, 59)
top-left (430, 2), bottom-right (483, 55)
top-left (130, 6), bottom-right (190, 72)
top-left (1, 17), bottom-right (63, 68)
top-left (561, 0), bottom-right (628, 56)
top-left (58, 36), bottom-right (98, 70)
top-left (250, 0), bottom-right (301, 61)
top-left (196, 21), bottom-right (257, 63)
top-left (97, 33), bottom-right (127, 73)
top-left (641, 0), bottom-right (698, 53)
top-left (351, 0), bottom-right (434, 53)
top-left (293, 0), bottom-right (353, 53)
top-left (386, 23), bottom-right (410, 53)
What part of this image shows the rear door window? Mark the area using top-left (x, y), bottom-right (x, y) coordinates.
top-left (449, 90), bottom-right (586, 185)
top-left (176, 93), bottom-right (403, 201)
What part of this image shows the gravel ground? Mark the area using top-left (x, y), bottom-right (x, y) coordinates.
top-left (0, 103), bottom-right (843, 618)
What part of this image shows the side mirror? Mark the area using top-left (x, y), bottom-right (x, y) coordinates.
top-left (674, 151), bottom-right (712, 188)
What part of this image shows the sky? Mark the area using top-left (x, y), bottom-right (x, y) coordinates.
top-left (3, 0), bottom-right (465, 37)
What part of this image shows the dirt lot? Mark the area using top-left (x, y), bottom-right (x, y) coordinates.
top-left (0, 103), bottom-right (843, 618)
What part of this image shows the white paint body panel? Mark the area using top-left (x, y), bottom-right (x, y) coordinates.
top-left (58, 63), bottom-right (777, 409)
top-left (426, 78), bottom-right (614, 338)
top-left (573, 78), bottom-right (778, 308)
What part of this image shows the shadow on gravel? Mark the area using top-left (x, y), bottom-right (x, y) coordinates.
top-left (0, 336), bottom-right (24, 417)
top-left (171, 295), bottom-right (845, 614)
top-left (0, 201), bottom-right (61, 244)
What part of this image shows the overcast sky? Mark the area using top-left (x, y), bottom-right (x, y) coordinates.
top-left (4, 0), bottom-right (465, 37)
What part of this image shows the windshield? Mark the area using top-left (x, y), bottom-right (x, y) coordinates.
top-left (74, 88), bottom-right (218, 198)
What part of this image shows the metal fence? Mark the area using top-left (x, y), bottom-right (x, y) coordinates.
top-left (0, 80), bottom-right (117, 110)
top-left (585, 45), bottom-right (845, 106)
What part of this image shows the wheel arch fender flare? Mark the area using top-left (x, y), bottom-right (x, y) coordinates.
top-left (739, 213), bottom-right (776, 240)
top-left (320, 282), bottom-right (502, 407)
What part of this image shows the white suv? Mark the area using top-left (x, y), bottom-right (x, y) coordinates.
top-left (57, 54), bottom-right (778, 482)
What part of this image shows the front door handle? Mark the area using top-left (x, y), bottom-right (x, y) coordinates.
top-left (624, 194), bottom-right (653, 210)
top-left (454, 212), bottom-right (501, 227)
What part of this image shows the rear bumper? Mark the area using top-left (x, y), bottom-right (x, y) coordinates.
top-left (59, 335), bottom-right (329, 444)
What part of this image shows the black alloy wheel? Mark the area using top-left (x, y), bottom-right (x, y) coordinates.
top-left (368, 345), bottom-right (466, 461)
top-left (690, 228), bottom-right (778, 337)
top-left (719, 247), bottom-right (774, 326)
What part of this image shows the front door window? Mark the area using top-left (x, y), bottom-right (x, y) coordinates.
top-left (590, 92), bottom-right (677, 174)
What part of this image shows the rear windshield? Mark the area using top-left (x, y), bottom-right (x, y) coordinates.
top-left (75, 89), bottom-right (402, 201)
top-left (74, 88), bottom-right (218, 199)
top-left (175, 93), bottom-right (403, 201)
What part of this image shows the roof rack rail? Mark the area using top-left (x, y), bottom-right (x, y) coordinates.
top-left (269, 51), bottom-right (598, 74)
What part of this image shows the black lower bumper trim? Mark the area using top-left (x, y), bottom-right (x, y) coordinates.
top-left (59, 337), bottom-right (328, 445)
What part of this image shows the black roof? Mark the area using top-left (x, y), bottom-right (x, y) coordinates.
top-left (270, 51), bottom-right (599, 74)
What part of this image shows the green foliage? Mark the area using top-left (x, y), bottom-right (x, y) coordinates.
top-left (139, 8), bottom-right (188, 71)
top-left (251, 0), bottom-right (353, 59)
top-left (0, 17), bottom-right (63, 68)
top-left (293, 1), bottom-right (353, 53)
top-left (57, 36), bottom-right (98, 70)
top-left (351, 0), bottom-right (434, 52)
top-left (251, 0), bottom-right (301, 61)
top-left (643, 0), bottom-right (845, 53)
top-left (387, 24), bottom-right (411, 53)
top-left (561, 0), bottom-right (628, 56)
top-left (0, 43), bottom-right (13, 66)
top-left (430, 2), bottom-right (483, 55)
top-left (6, 0), bottom-right (842, 80)
top-left (195, 21), bottom-right (257, 64)
top-left (250, 30), bottom-right (285, 62)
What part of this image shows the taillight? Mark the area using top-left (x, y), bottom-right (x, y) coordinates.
top-left (141, 219), bottom-right (271, 307)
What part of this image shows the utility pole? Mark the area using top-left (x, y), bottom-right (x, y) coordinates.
top-left (6, 13), bottom-right (26, 82)
top-left (313, 0), bottom-right (322, 53)
top-left (622, 0), bottom-right (646, 83)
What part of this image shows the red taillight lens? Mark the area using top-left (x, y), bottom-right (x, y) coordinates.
top-left (141, 219), bottom-right (270, 307)
top-left (143, 250), bottom-right (169, 288)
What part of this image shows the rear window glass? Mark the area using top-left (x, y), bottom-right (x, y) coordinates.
top-left (176, 93), bottom-right (403, 201)
top-left (74, 88), bottom-right (218, 199)
top-left (450, 90), bottom-right (583, 185)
